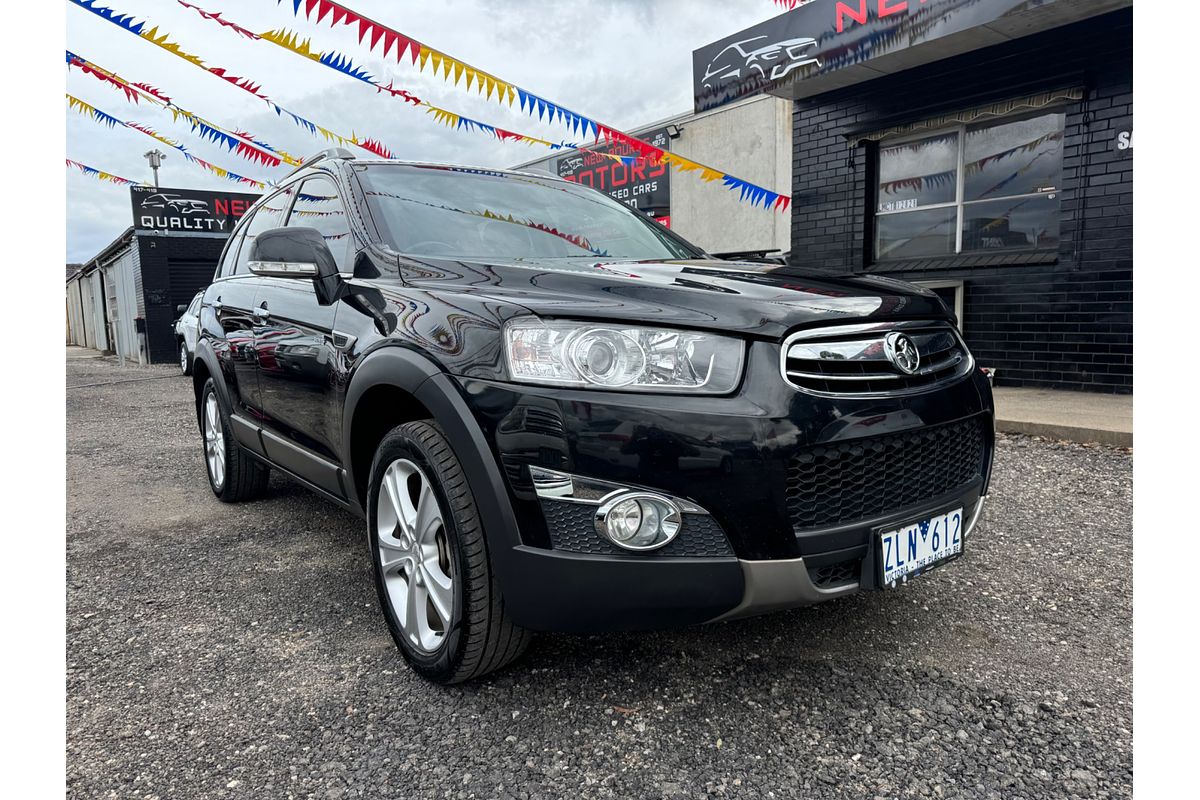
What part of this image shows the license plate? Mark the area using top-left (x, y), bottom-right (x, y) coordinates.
top-left (879, 507), bottom-right (963, 586)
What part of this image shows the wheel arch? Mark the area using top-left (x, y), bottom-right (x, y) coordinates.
top-left (191, 341), bottom-right (222, 431)
top-left (341, 346), bottom-right (524, 582)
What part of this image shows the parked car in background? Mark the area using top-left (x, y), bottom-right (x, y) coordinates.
top-left (188, 149), bottom-right (995, 684)
top-left (174, 291), bottom-right (203, 376)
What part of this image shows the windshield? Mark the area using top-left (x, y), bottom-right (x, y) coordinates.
top-left (358, 164), bottom-right (699, 261)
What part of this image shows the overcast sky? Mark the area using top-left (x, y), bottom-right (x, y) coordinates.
top-left (65, 0), bottom-right (785, 262)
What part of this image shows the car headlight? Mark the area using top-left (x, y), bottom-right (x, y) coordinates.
top-left (503, 318), bottom-right (745, 394)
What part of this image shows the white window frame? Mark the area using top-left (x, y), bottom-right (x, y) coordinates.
top-left (874, 114), bottom-right (1064, 260)
top-left (915, 279), bottom-right (964, 333)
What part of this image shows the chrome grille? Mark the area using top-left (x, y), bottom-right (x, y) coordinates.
top-left (781, 320), bottom-right (973, 396)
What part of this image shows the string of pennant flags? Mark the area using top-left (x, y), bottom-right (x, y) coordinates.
top-left (66, 94), bottom-right (270, 189)
top-left (69, 0), bottom-right (397, 160)
top-left (172, 0), bottom-right (586, 154)
top-left (66, 0), bottom-right (793, 212)
top-left (275, 0), bottom-right (792, 211)
top-left (66, 50), bottom-right (301, 169)
top-left (66, 158), bottom-right (145, 186)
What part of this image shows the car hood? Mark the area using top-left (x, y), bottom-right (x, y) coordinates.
top-left (398, 256), bottom-right (948, 339)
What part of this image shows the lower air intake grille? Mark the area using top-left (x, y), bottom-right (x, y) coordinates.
top-left (808, 559), bottom-right (861, 588)
top-left (786, 416), bottom-right (986, 530)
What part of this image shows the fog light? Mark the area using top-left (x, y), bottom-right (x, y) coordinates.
top-left (595, 493), bottom-right (682, 551)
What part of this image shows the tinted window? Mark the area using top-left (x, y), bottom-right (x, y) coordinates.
top-left (876, 206), bottom-right (958, 259)
top-left (359, 164), bottom-right (696, 260)
top-left (874, 111), bottom-right (1065, 261)
top-left (288, 178), bottom-right (352, 270)
top-left (878, 131), bottom-right (958, 212)
top-left (233, 186), bottom-right (296, 275)
top-left (964, 113), bottom-right (1063, 201)
top-left (218, 225), bottom-right (246, 279)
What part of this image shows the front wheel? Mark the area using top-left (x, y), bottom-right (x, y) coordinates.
top-left (367, 420), bottom-right (530, 683)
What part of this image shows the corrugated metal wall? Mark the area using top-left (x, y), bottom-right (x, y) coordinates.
top-left (102, 247), bottom-right (143, 364)
top-left (66, 277), bottom-right (87, 347)
top-left (86, 269), bottom-right (109, 352)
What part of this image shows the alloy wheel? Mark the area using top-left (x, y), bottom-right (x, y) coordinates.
top-left (203, 393), bottom-right (226, 490)
top-left (376, 458), bottom-right (455, 653)
top-left (180, 344), bottom-right (188, 372)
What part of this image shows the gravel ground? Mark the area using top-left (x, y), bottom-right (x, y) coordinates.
top-left (66, 352), bottom-right (1132, 799)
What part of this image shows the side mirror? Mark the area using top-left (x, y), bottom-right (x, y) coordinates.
top-left (175, 304), bottom-right (187, 315)
top-left (248, 226), bottom-right (346, 306)
top-left (248, 227), bottom-right (338, 280)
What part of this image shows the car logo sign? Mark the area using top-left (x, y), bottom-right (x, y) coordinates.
top-left (884, 332), bottom-right (921, 375)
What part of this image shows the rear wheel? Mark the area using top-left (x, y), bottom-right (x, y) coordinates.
top-left (201, 379), bottom-right (269, 502)
top-left (368, 420), bottom-right (530, 683)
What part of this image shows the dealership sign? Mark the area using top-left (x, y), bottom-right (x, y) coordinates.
top-left (556, 128), bottom-right (671, 226)
top-left (693, 0), bottom-right (1131, 112)
top-left (130, 185), bottom-right (260, 234)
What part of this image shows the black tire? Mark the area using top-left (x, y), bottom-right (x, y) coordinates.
top-left (200, 378), bottom-right (269, 503)
top-left (367, 420), bottom-right (530, 684)
top-left (179, 339), bottom-right (193, 376)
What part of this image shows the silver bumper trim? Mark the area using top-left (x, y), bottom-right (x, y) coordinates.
top-left (713, 557), bottom-right (857, 622)
top-left (713, 494), bottom-right (987, 622)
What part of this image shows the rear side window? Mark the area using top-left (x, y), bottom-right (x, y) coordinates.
top-left (288, 177), bottom-right (352, 270)
top-left (217, 220), bottom-right (248, 279)
top-left (233, 186), bottom-right (296, 275)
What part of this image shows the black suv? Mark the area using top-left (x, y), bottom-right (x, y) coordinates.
top-left (192, 149), bottom-right (994, 683)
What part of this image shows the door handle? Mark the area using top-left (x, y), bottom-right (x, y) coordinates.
top-left (253, 304), bottom-right (271, 320)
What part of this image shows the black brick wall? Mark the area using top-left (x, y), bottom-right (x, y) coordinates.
top-left (136, 234), bottom-right (225, 364)
top-left (789, 9), bottom-right (1132, 393)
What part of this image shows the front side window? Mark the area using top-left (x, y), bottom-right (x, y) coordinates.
top-left (287, 177), bottom-right (352, 270)
top-left (875, 111), bottom-right (1064, 261)
top-left (233, 186), bottom-right (296, 275)
top-left (358, 165), bottom-right (698, 261)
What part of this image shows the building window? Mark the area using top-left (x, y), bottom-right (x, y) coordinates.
top-left (874, 111), bottom-right (1064, 261)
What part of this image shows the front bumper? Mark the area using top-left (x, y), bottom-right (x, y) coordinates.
top-left (455, 339), bottom-right (995, 632)
top-left (496, 489), bottom-right (986, 632)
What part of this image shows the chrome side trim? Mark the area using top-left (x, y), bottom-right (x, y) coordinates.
top-left (528, 466), bottom-right (709, 515)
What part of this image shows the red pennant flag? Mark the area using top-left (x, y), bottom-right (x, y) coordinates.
top-left (315, 0), bottom-right (334, 25)
top-left (369, 22), bottom-right (385, 51)
top-left (355, 137), bottom-right (393, 159)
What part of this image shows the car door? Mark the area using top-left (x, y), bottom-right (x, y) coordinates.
top-left (210, 227), bottom-right (261, 416)
top-left (212, 188), bottom-right (293, 415)
top-left (252, 175), bottom-right (354, 495)
top-left (184, 295), bottom-right (202, 354)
